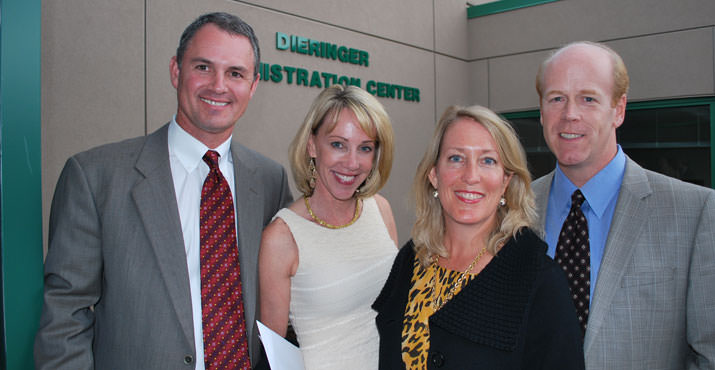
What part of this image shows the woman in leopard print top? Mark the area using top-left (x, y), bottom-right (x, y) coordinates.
top-left (372, 105), bottom-right (584, 369)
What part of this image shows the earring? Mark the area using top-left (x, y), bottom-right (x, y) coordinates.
top-left (433, 190), bottom-right (439, 198)
top-left (309, 157), bottom-right (317, 189)
top-left (499, 197), bottom-right (506, 207)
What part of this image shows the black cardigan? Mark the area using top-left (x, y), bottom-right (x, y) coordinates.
top-left (372, 228), bottom-right (585, 370)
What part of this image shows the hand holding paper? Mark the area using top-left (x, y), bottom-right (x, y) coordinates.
top-left (257, 321), bottom-right (305, 370)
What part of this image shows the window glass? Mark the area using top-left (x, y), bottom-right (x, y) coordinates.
top-left (505, 102), bottom-right (712, 188)
top-left (618, 105), bottom-right (710, 187)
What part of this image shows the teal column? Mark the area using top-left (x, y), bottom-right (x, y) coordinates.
top-left (711, 101), bottom-right (715, 189)
top-left (0, 0), bottom-right (44, 368)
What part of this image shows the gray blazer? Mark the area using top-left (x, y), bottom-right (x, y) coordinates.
top-left (34, 124), bottom-right (292, 369)
top-left (532, 156), bottom-right (715, 370)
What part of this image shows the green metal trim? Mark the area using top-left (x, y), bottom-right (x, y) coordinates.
top-left (502, 110), bottom-right (539, 120)
top-left (626, 96), bottom-right (715, 110)
top-left (0, 0), bottom-right (44, 369)
top-left (620, 142), bottom-right (711, 149)
top-left (711, 102), bottom-right (715, 187)
top-left (467, 0), bottom-right (560, 18)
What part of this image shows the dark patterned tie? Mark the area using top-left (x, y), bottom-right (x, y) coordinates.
top-left (555, 189), bottom-right (590, 336)
top-left (200, 150), bottom-right (250, 370)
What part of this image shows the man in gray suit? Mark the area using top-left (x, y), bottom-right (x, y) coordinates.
top-left (532, 41), bottom-right (715, 369)
top-left (34, 12), bottom-right (292, 369)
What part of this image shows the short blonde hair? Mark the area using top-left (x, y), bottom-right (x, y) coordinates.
top-left (412, 105), bottom-right (537, 267)
top-left (536, 41), bottom-right (629, 107)
top-left (289, 84), bottom-right (394, 198)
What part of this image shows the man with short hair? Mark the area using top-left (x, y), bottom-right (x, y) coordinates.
top-left (533, 41), bottom-right (715, 369)
top-left (35, 12), bottom-right (292, 369)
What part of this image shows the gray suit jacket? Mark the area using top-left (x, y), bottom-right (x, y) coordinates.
top-left (532, 156), bottom-right (715, 370)
top-left (34, 124), bottom-right (292, 369)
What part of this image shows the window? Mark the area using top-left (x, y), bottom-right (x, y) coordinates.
top-left (503, 97), bottom-right (715, 188)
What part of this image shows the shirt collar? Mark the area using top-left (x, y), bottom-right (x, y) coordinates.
top-left (168, 116), bottom-right (233, 173)
top-left (552, 145), bottom-right (626, 218)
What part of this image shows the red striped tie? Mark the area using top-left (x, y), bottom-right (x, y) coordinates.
top-left (200, 150), bottom-right (250, 369)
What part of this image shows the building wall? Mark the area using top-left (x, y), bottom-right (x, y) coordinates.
top-left (468, 0), bottom-right (715, 112)
top-left (41, 0), bottom-right (474, 249)
top-left (42, 0), bottom-right (715, 250)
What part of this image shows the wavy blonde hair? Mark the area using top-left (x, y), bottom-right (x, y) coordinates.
top-left (412, 105), bottom-right (537, 267)
top-left (289, 84), bottom-right (394, 198)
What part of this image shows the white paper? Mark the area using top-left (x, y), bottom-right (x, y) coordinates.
top-left (257, 321), bottom-right (305, 370)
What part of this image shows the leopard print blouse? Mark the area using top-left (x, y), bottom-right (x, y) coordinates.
top-left (401, 256), bottom-right (476, 369)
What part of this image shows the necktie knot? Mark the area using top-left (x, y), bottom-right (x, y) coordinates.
top-left (203, 150), bottom-right (220, 171)
top-left (571, 189), bottom-right (585, 209)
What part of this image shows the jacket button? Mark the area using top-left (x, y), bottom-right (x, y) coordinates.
top-left (430, 351), bottom-right (445, 367)
top-left (183, 355), bottom-right (193, 365)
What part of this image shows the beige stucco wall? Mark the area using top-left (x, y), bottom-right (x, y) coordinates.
top-left (468, 0), bottom-right (715, 111)
top-left (41, 0), bottom-right (473, 249)
top-left (41, 0), bottom-right (715, 250)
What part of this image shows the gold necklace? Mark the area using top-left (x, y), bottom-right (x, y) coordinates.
top-left (430, 245), bottom-right (488, 311)
top-left (304, 197), bottom-right (362, 229)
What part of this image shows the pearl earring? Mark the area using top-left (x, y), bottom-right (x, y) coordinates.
top-left (499, 197), bottom-right (506, 207)
top-left (433, 190), bottom-right (439, 198)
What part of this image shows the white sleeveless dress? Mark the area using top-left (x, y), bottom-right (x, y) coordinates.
top-left (274, 197), bottom-right (397, 370)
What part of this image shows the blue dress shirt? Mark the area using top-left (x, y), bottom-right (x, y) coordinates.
top-left (544, 146), bottom-right (626, 304)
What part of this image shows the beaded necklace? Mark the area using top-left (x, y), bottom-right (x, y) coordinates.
top-left (304, 197), bottom-right (362, 229)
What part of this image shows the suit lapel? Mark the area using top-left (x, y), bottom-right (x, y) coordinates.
top-left (230, 142), bottom-right (261, 355)
top-left (231, 143), bottom-right (260, 283)
top-left (532, 170), bottom-right (555, 233)
top-left (584, 157), bottom-right (652, 354)
top-left (130, 124), bottom-right (194, 345)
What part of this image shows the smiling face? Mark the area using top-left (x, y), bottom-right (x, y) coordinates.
top-left (539, 44), bottom-right (626, 185)
top-left (170, 23), bottom-right (259, 148)
top-left (308, 108), bottom-right (376, 201)
top-left (429, 118), bottom-right (511, 231)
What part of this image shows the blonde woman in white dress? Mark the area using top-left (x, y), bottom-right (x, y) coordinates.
top-left (259, 85), bottom-right (398, 370)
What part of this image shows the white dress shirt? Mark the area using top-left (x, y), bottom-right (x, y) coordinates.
top-left (167, 118), bottom-right (236, 370)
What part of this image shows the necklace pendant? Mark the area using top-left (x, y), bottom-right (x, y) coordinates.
top-left (429, 245), bottom-right (488, 312)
